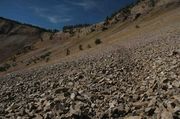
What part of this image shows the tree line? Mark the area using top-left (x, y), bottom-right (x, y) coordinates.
top-left (63, 24), bottom-right (91, 32)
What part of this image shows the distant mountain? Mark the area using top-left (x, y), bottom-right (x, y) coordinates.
top-left (0, 17), bottom-right (54, 63)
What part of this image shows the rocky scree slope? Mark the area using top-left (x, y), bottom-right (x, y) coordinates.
top-left (0, 25), bottom-right (179, 119)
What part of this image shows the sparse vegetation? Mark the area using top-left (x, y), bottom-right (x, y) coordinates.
top-left (0, 66), bottom-right (7, 72)
top-left (46, 57), bottom-right (50, 62)
top-left (87, 44), bottom-right (91, 49)
top-left (40, 37), bottom-right (43, 42)
top-left (134, 13), bottom-right (141, 20)
top-left (105, 16), bottom-right (110, 24)
top-left (95, 39), bottom-right (102, 45)
top-left (63, 24), bottom-right (91, 33)
top-left (0, 63), bottom-right (11, 72)
top-left (136, 25), bottom-right (140, 28)
top-left (49, 34), bottom-right (54, 40)
top-left (12, 62), bottom-right (17, 67)
top-left (66, 49), bottom-right (70, 56)
top-left (26, 61), bottom-right (31, 66)
top-left (102, 27), bottom-right (108, 31)
top-left (10, 56), bottom-right (16, 62)
top-left (150, 0), bottom-right (155, 7)
top-left (91, 28), bottom-right (95, 32)
top-left (16, 45), bottom-right (33, 55)
top-left (24, 53), bottom-right (52, 66)
top-left (79, 45), bottom-right (83, 50)
top-left (103, 2), bottom-right (133, 24)
top-left (40, 52), bottom-right (51, 59)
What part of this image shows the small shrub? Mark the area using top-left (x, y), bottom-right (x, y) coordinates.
top-left (26, 62), bottom-right (30, 66)
top-left (33, 59), bottom-right (37, 64)
top-left (91, 28), bottom-right (95, 32)
top-left (49, 34), bottom-right (54, 40)
top-left (46, 57), bottom-right (50, 62)
top-left (102, 27), bottom-right (108, 31)
top-left (0, 66), bottom-right (6, 72)
top-left (134, 13), bottom-right (141, 20)
top-left (95, 39), bottom-right (102, 45)
top-left (66, 49), bottom-right (70, 56)
top-left (10, 56), bottom-right (16, 62)
top-left (40, 37), bottom-right (43, 42)
top-left (40, 52), bottom-right (51, 59)
top-left (12, 63), bottom-right (17, 67)
top-left (87, 44), bottom-right (91, 48)
top-left (136, 25), bottom-right (140, 28)
top-left (0, 63), bottom-right (11, 72)
top-left (79, 45), bottom-right (83, 50)
top-left (150, 0), bottom-right (155, 7)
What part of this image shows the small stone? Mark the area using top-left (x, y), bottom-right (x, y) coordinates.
top-left (111, 106), bottom-right (126, 118)
top-left (124, 116), bottom-right (142, 119)
top-left (109, 100), bottom-right (117, 108)
top-left (55, 87), bottom-right (68, 94)
top-left (170, 50), bottom-right (180, 56)
top-left (148, 98), bottom-right (157, 107)
top-left (35, 114), bottom-right (43, 119)
top-left (44, 101), bottom-right (53, 112)
top-left (173, 110), bottom-right (180, 119)
top-left (172, 80), bottom-right (180, 88)
top-left (91, 103), bottom-right (96, 108)
top-left (145, 107), bottom-right (156, 116)
top-left (44, 111), bottom-right (53, 119)
top-left (68, 82), bottom-right (74, 86)
top-left (17, 116), bottom-right (22, 119)
top-left (70, 93), bottom-right (76, 100)
top-left (161, 109), bottom-right (173, 119)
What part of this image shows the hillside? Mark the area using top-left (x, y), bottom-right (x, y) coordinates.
top-left (0, 0), bottom-right (179, 76)
top-left (0, 0), bottom-right (180, 119)
top-left (0, 17), bottom-right (52, 72)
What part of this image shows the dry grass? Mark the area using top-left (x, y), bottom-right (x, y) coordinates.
top-left (0, 5), bottom-right (180, 75)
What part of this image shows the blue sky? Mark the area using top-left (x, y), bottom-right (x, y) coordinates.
top-left (0, 0), bottom-right (135, 29)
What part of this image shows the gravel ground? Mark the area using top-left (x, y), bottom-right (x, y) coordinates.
top-left (0, 25), bottom-right (179, 119)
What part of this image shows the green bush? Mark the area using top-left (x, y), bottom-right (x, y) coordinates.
top-left (0, 63), bottom-right (11, 72)
top-left (0, 66), bottom-right (6, 72)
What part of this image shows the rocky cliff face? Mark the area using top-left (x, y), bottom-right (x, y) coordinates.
top-left (0, 17), bottom-right (49, 62)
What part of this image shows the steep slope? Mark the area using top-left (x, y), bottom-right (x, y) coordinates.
top-left (0, 1), bottom-right (179, 119)
top-left (0, 9), bottom-right (179, 119)
top-left (0, 0), bottom-right (179, 75)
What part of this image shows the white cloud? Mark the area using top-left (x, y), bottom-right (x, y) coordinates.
top-left (46, 16), bottom-right (71, 24)
top-left (30, 6), bottom-right (72, 24)
top-left (65, 0), bottom-right (97, 10)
